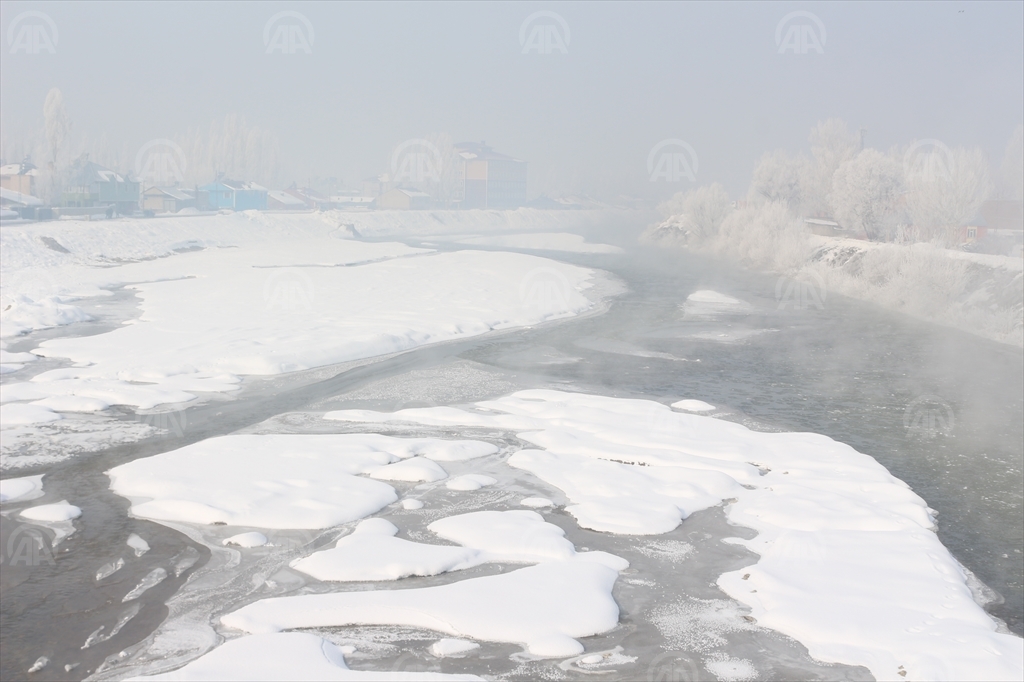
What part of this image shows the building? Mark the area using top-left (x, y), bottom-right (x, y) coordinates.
top-left (284, 186), bottom-right (330, 210)
top-left (455, 142), bottom-right (527, 209)
top-left (0, 159), bottom-right (37, 196)
top-left (63, 159), bottom-right (140, 215)
top-left (198, 179), bottom-right (268, 211)
top-left (142, 186), bottom-right (195, 214)
top-left (267, 189), bottom-right (310, 210)
top-left (377, 187), bottom-right (431, 210)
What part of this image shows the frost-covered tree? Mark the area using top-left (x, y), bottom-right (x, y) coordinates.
top-left (424, 132), bottom-right (464, 208)
top-left (43, 88), bottom-right (70, 169)
top-left (831, 149), bottom-right (904, 241)
top-left (997, 124), bottom-right (1023, 201)
top-left (804, 119), bottom-right (859, 217)
top-left (749, 150), bottom-right (807, 210)
top-left (176, 115), bottom-right (281, 186)
top-left (905, 145), bottom-right (991, 245)
top-left (714, 200), bottom-right (809, 270)
top-left (646, 183), bottom-right (731, 246)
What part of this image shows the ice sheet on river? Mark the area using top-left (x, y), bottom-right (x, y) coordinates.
top-left (127, 632), bottom-right (482, 681)
top-left (324, 389), bottom-right (1023, 682)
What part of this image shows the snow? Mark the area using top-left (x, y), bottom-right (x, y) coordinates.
top-left (20, 500), bottom-right (81, 522)
top-left (291, 511), bottom-right (627, 582)
top-left (430, 639), bottom-right (480, 657)
top-left (671, 399), bottom-right (716, 412)
top-left (1, 212), bottom-right (605, 458)
top-left (0, 474), bottom-right (44, 503)
top-left (127, 533), bottom-right (151, 556)
top-left (681, 290), bottom-right (752, 318)
top-left (0, 294), bottom-right (92, 338)
top-left (401, 499), bottom-right (425, 510)
top-left (290, 518), bottom-right (479, 582)
top-left (445, 474), bottom-right (496, 491)
top-left (369, 457), bottom-right (448, 483)
top-left (223, 532), bottom-right (269, 548)
top-left (438, 232), bottom-right (622, 254)
top-left (223, 559), bottom-right (621, 658)
top-left (126, 632), bottom-right (483, 681)
top-left (324, 389), bottom-right (1024, 681)
top-left (0, 403), bottom-right (62, 426)
top-left (107, 435), bottom-right (500, 529)
top-left (428, 510), bottom-right (574, 564)
top-left (520, 497), bottom-right (554, 508)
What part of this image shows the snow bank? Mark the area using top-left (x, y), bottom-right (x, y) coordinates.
top-left (325, 389), bottom-right (1023, 681)
top-left (127, 632), bottom-right (482, 681)
top-left (223, 559), bottom-right (621, 658)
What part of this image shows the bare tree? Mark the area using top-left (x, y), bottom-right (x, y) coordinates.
top-left (831, 149), bottom-right (904, 241)
top-left (424, 132), bottom-right (463, 208)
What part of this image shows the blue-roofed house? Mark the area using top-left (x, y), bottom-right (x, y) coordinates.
top-left (198, 179), bottom-right (268, 211)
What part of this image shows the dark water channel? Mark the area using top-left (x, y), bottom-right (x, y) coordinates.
top-left (0, 222), bottom-right (1021, 680)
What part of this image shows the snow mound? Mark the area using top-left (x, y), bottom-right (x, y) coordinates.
top-left (223, 559), bottom-right (620, 658)
top-left (20, 500), bottom-right (81, 522)
top-left (671, 399), bottom-right (716, 412)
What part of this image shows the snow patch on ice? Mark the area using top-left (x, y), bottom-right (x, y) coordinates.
top-left (0, 474), bottom-right (44, 503)
top-left (672, 399), bottom-right (716, 412)
top-left (20, 500), bottom-right (81, 522)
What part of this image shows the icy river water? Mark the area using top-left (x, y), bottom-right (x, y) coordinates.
top-left (1, 223), bottom-right (1021, 681)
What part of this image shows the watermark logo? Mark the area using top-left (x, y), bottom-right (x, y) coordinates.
top-left (264, 11), bottom-right (314, 54)
top-left (391, 139), bottom-right (441, 184)
top-left (775, 11), bottom-right (826, 54)
top-left (2, 525), bottom-right (56, 567)
top-left (135, 139), bottom-right (187, 187)
top-left (136, 406), bottom-right (188, 438)
top-left (520, 11), bottom-right (570, 54)
top-left (904, 395), bottom-right (954, 439)
top-left (263, 268), bottom-right (316, 313)
top-left (648, 140), bottom-right (698, 182)
top-left (519, 267), bottom-right (573, 313)
top-left (7, 11), bottom-right (58, 54)
top-left (775, 272), bottom-right (826, 310)
top-left (903, 139), bottom-right (954, 184)
top-left (646, 651), bottom-right (701, 682)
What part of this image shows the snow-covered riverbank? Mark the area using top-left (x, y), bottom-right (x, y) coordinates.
top-left (645, 210), bottom-right (1023, 346)
top-left (0, 210), bottom-right (621, 469)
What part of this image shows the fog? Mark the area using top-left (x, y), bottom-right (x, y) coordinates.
top-left (2, 3), bottom-right (1023, 682)
top-left (2, 1), bottom-right (1021, 200)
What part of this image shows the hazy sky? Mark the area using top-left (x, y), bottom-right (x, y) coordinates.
top-left (2, 1), bottom-right (1022, 200)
